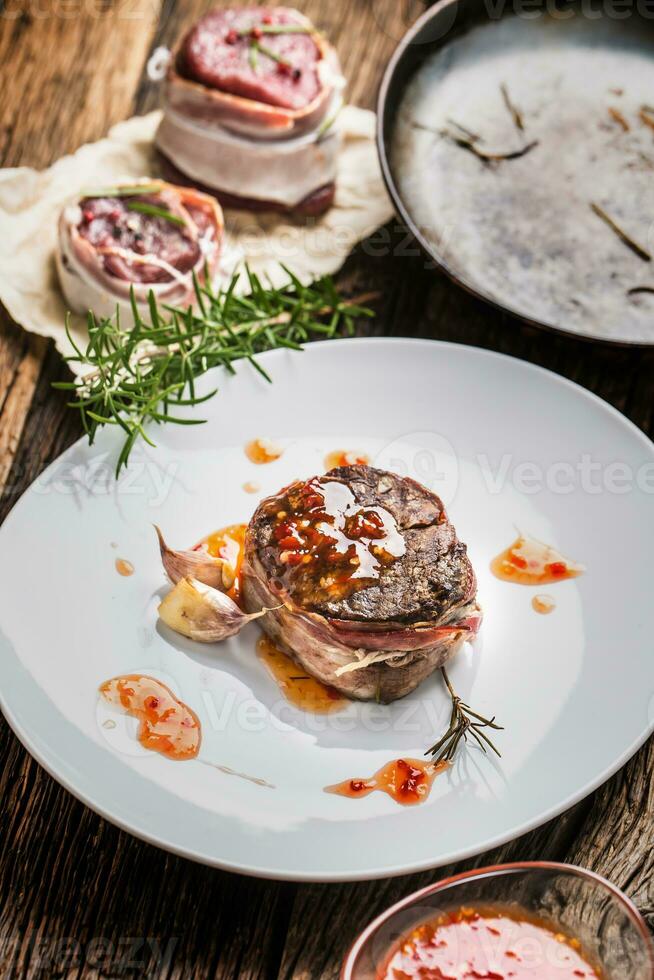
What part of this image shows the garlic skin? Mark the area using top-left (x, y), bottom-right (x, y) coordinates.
top-left (155, 525), bottom-right (234, 591)
top-left (158, 577), bottom-right (269, 643)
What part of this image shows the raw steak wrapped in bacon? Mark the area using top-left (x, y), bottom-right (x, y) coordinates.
top-left (56, 180), bottom-right (223, 320)
top-left (242, 465), bottom-right (482, 702)
top-left (155, 7), bottom-right (344, 216)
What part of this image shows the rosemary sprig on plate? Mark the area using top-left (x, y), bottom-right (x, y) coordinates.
top-left (53, 266), bottom-right (375, 476)
top-left (427, 666), bottom-right (503, 765)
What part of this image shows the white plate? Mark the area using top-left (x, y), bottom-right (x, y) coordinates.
top-left (0, 339), bottom-right (653, 881)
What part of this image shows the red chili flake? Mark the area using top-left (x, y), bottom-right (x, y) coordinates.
top-left (350, 780), bottom-right (366, 793)
top-left (82, 208), bottom-right (95, 223)
top-left (279, 535), bottom-right (302, 551)
top-left (281, 551), bottom-right (304, 566)
top-left (398, 762), bottom-right (426, 798)
top-left (145, 696), bottom-right (160, 710)
top-left (547, 561), bottom-right (567, 576)
top-left (250, 25), bottom-right (262, 39)
top-left (509, 552), bottom-right (528, 569)
top-left (225, 28), bottom-right (238, 44)
top-left (277, 61), bottom-right (291, 76)
top-left (262, 13), bottom-right (272, 23)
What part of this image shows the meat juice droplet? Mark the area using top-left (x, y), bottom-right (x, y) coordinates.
top-left (380, 905), bottom-right (600, 980)
top-left (244, 438), bottom-right (283, 464)
top-left (325, 758), bottom-right (448, 806)
top-left (491, 534), bottom-right (584, 585)
top-left (532, 594), bottom-right (556, 614)
top-left (256, 635), bottom-right (346, 714)
top-left (242, 481), bottom-right (261, 494)
top-left (115, 558), bottom-right (134, 576)
top-left (99, 675), bottom-right (201, 760)
top-left (323, 449), bottom-right (370, 471)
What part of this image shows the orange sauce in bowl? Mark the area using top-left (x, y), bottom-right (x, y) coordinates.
top-left (380, 905), bottom-right (600, 979)
top-left (256, 636), bottom-right (346, 713)
top-left (326, 758), bottom-right (448, 806)
top-left (99, 675), bottom-right (201, 760)
top-left (491, 535), bottom-right (584, 586)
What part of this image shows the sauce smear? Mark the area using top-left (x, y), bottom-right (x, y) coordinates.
top-left (115, 558), bottom-right (134, 577)
top-left (99, 675), bottom-right (201, 760)
top-left (326, 758), bottom-right (448, 806)
top-left (257, 636), bottom-right (346, 713)
top-left (491, 534), bottom-right (584, 585)
top-left (245, 438), bottom-right (283, 464)
top-left (197, 523), bottom-right (247, 603)
top-left (261, 476), bottom-right (405, 604)
top-left (380, 905), bottom-right (600, 979)
top-left (324, 449), bottom-right (370, 471)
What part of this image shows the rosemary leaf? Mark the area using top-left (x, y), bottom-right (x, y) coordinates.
top-left (126, 201), bottom-right (186, 228)
top-left (80, 183), bottom-right (162, 199)
top-left (58, 266), bottom-right (375, 476)
top-left (426, 666), bottom-right (503, 765)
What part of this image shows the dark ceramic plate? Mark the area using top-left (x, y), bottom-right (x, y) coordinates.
top-left (377, 0), bottom-right (654, 346)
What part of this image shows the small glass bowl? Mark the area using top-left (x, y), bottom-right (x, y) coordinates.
top-left (342, 862), bottom-right (654, 980)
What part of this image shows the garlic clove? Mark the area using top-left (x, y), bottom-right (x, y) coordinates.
top-left (155, 525), bottom-right (234, 591)
top-left (158, 577), bottom-right (270, 643)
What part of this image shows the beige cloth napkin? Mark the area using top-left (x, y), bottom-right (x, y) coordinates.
top-left (0, 106), bottom-right (392, 373)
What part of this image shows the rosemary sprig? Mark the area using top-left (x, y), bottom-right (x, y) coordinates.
top-left (81, 184), bottom-right (162, 199)
top-left (126, 201), bottom-right (185, 227)
top-left (238, 24), bottom-right (312, 36)
top-left (445, 129), bottom-right (539, 163)
top-left (590, 203), bottom-right (651, 262)
top-left (426, 667), bottom-right (503, 765)
top-left (500, 83), bottom-right (524, 133)
top-left (53, 266), bottom-right (375, 476)
top-left (255, 41), bottom-right (290, 65)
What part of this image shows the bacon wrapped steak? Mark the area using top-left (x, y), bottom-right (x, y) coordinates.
top-left (56, 180), bottom-right (223, 320)
top-left (156, 7), bottom-right (343, 215)
top-left (242, 466), bottom-right (482, 702)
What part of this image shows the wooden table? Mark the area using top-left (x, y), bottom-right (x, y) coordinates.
top-left (1, 1), bottom-right (653, 976)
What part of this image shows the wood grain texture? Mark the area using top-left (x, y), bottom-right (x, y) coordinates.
top-left (0, 1), bottom-right (652, 978)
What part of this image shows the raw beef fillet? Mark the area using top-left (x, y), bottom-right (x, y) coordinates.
top-left (156, 7), bottom-right (343, 215)
top-left (56, 180), bottom-right (223, 321)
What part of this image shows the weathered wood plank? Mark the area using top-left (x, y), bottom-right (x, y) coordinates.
top-left (0, 0), bottom-right (161, 169)
top-left (566, 739), bottom-right (654, 929)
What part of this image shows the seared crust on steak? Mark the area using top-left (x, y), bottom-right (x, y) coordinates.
top-left (248, 466), bottom-right (476, 624)
top-left (242, 466), bottom-right (481, 702)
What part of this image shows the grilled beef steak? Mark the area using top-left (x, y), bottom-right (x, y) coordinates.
top-left (155, 7), bottom-right (343, 215)
top-left (242, 465), bottom-right (481, 702)
top-left (56, 180), bottom-right (223, 321)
